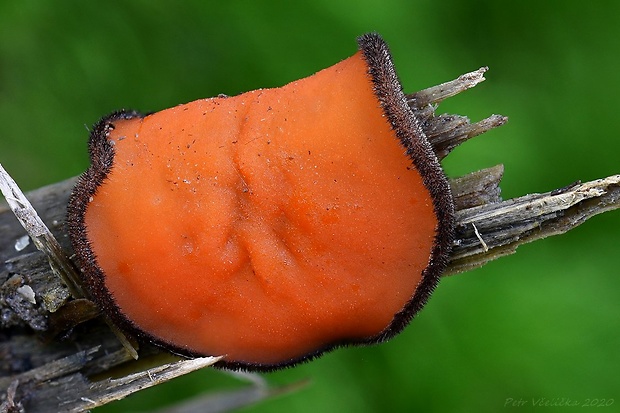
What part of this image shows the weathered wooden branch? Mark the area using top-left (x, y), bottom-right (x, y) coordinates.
top-left (1, 67), bottom-right (618, 412)
top-left (447, 173), bottom-right (620, 274)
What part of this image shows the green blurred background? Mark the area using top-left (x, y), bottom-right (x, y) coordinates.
top-left (1, 1), bottom-right (618, 412)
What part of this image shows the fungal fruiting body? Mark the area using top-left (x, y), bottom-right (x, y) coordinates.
top-left (67, 33), bottom-right (454, 370)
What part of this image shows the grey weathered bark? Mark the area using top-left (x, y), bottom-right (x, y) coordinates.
top-left (1, 67), bottom-right (618, 412)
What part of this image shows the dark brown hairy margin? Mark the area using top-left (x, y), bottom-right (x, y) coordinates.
top-left (66, 110), bottom-right (144, 318)
top-left (356, 32), bottom-right (455, 341)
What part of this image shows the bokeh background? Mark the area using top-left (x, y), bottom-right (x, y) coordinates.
top-left (1, 1), bottom-right (619, 412)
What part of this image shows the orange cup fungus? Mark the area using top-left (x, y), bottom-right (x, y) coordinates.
top-left (67, 33), bottom-right (454, 371)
